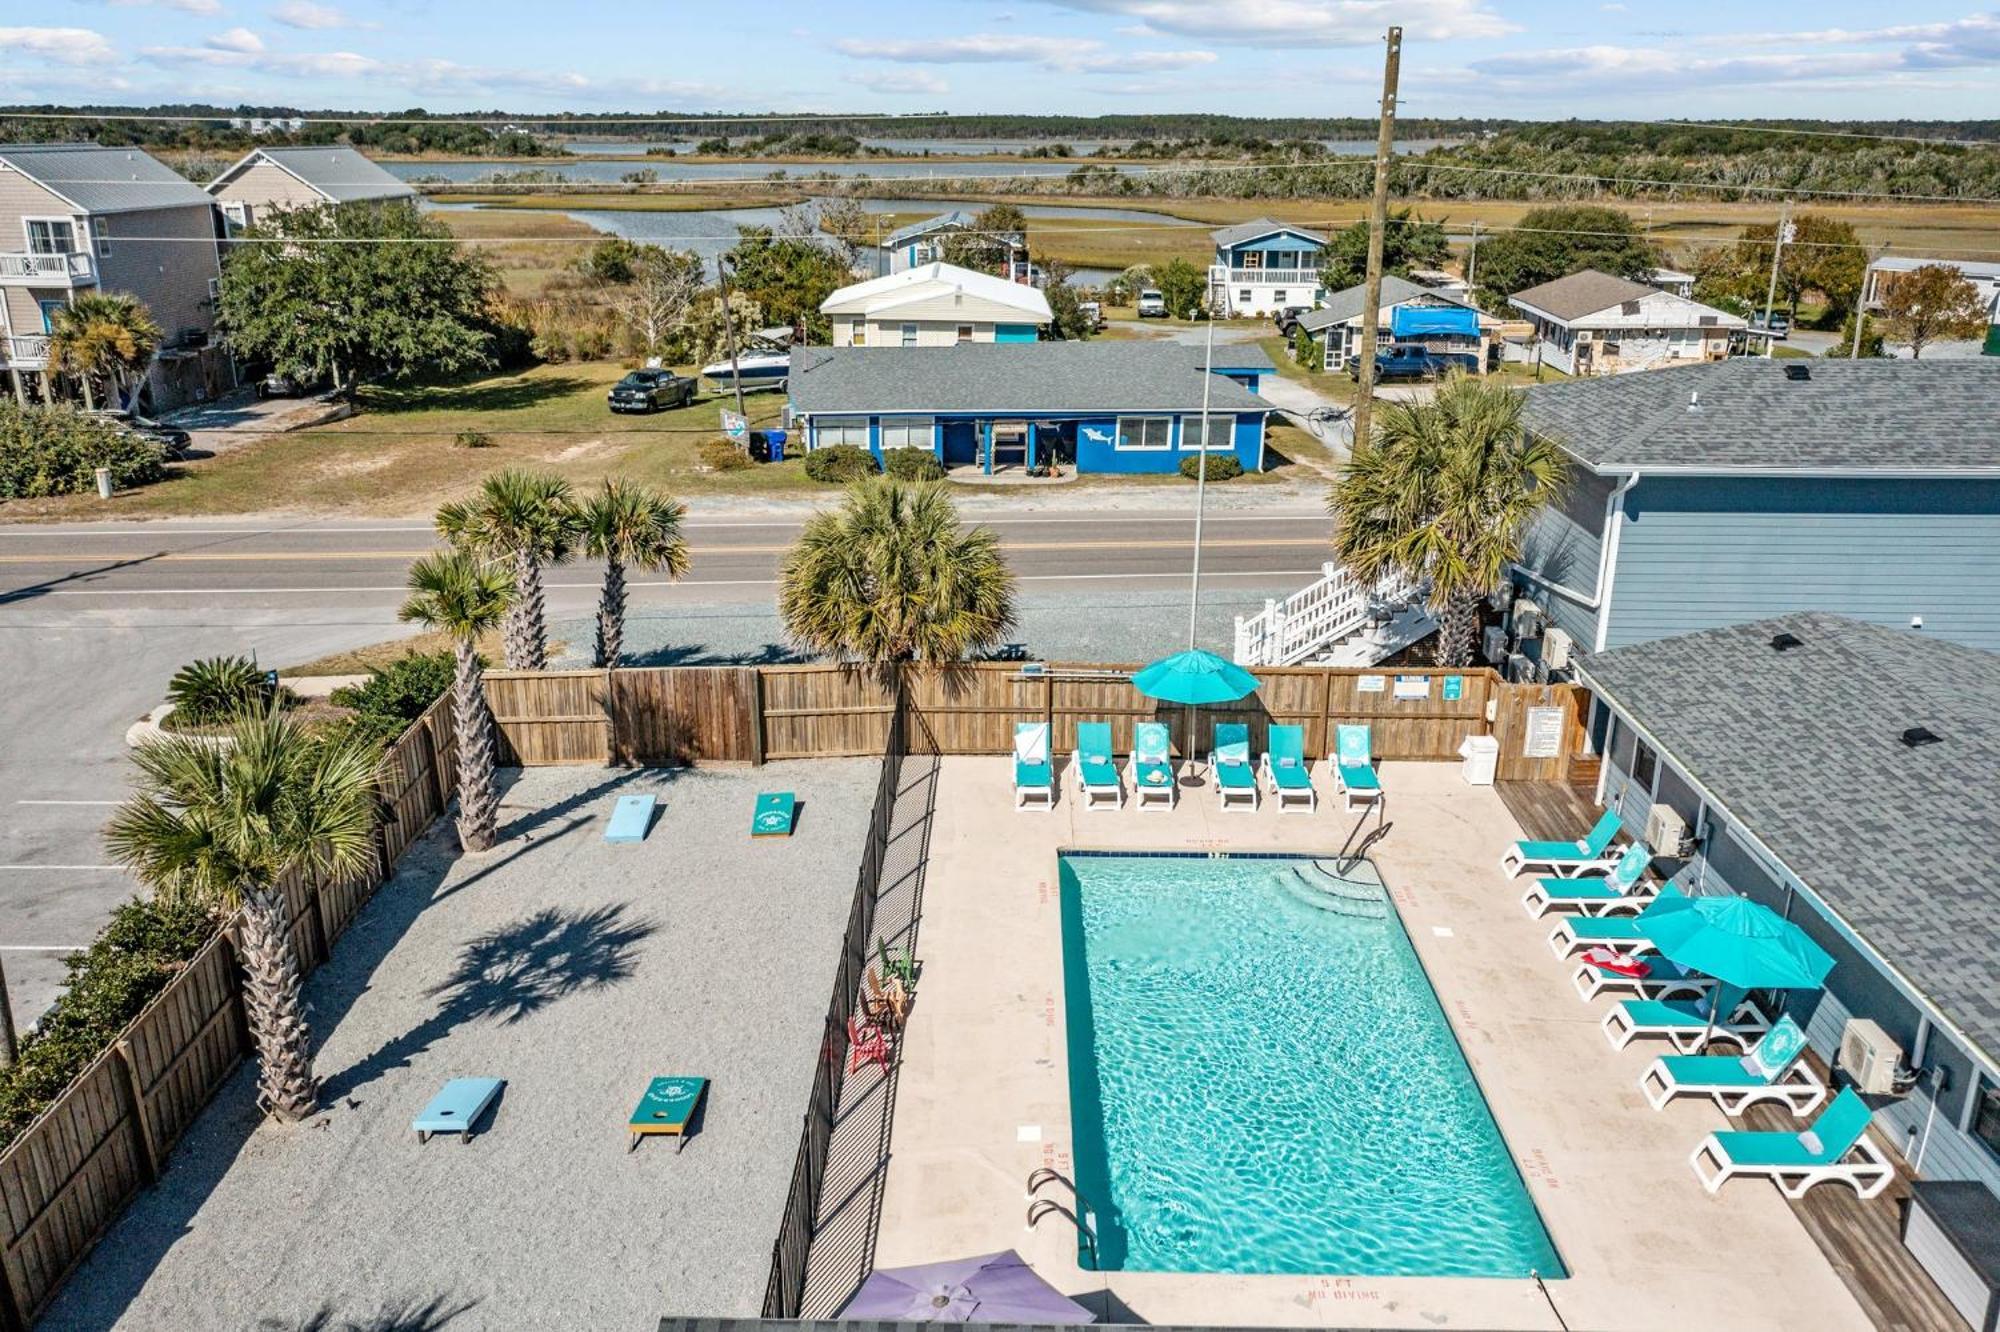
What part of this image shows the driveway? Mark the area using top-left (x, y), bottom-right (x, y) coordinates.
top-left (163, 389), bottom-right (349, 458)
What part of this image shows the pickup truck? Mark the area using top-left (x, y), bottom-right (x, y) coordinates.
top-left (1135, 288), bottom-right (1167, 318)
top-left (1348, 343), bottom-right (1479, 382)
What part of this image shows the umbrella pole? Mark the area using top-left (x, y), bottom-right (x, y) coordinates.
top-left (1181, 701), bottom-right (1203, 787)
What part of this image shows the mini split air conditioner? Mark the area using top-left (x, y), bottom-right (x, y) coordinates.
top-left (1644, 803), bottom-right (1696, 858)
top-left (1505, 652), bottom-right (1540, 684)
top-left (1510, 597), bottom-right (1546, 639)
top-left (1543, 626), bottom-right (1576, 672)
top-left (1481, 625), bottom-right (1508, 665)
top-left (1839, 1018), bottom-right (1904, 1095)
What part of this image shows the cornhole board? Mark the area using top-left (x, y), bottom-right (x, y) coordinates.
top-left (629, 1075), bottom-right (709, 1153)
top-left (413, 1076), bottom-right (504, 1145)
top-left (751, 791), bottom-right (796, 838)
top-left (605, 794), bottom-right (656, 844)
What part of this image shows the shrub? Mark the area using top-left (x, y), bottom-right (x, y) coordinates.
top-left (699, 437), bottom-right (752, 472)
top-left (803, 444), bottom-right (879, 485)
top-left (883, 448), bottom-right (945, 481)
top-left (0, 897), bottom-right (219, 1149)
top-left (1180, 454), bottom-right (1245, 481)
top-left (330, 650), bottom-right (455, 724)
top-left (455, 429), bottom-right (494, 449)
top-left (0, 402), bottom-right (167, 500)
top-left (165, 654), bottom-right (274, 726)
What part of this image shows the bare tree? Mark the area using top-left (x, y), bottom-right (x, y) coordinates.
top-left (817, 197), bottom-right (873, 274)
top-left (615, 246), bottom-right (704, 361)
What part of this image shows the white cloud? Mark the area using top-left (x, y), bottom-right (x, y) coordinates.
top-left (849, 69), bottom-right (953, 95)
top-left (1034, 0), bottom-right (1515, 47)
top-left (0, 26), bottom-right (118, 65)
top-left (270, 0), bottom-right (353, 30)
top-left (207, 26), bottom-right (264, 52)
top-left (835, 32), bottom-right (1215, 73)
top-left (89, 0), bottom-right (224, 13)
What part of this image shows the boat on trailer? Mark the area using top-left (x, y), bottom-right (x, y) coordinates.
top-left (702, 326), bottom-right (794, 393)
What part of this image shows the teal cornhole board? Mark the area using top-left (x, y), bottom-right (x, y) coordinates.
top-left (605, 794), bottom-right (656, 844)
top-left (752, 792), bottom-right (796, 838)
top-left (413, 1076), bottom-right (504, 1144)
top-left (628, 1075), bottom-right (708, 1152)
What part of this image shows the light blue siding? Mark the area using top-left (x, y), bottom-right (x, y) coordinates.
top-left (994, 324), bottom-right (1038, 343)
top-left (1606, 476), bottom-right (2000, 653)
top-left (1514, 468), bottom-right (1614, 650)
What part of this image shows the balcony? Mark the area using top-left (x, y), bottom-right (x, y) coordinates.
top-left (1209, 264), bottom-right (1317, 287)
top-left (0, 251), bottom-right (94, 286)
top-left (0, 335), bottom-right (50, 368)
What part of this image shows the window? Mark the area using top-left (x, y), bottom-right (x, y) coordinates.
top-left (1238, 289), bottom-right (1252, 303)
top-left (955, 324), bottom-right (973, 344)
top-left (1116, 416), bottom-right (1171, 451)
top-left (1632, 739), bottom-right (1658, 794)
top-left (1273, 290), bottom-right (1288, 303)
top-left (221, 201), bottom-right (249, 234)
top-left (879, 416), bottom-right (933, 450)
top-left (814, 419), bottom-right (869, 450)
top-left (25, 219), bottom-right (76, 255)
top-left (93, 219), bottom-right (111, 258)
top-left (1974, 1084), bottom-right (2000, 1157)
top-left (900, 323), bottom-right (918, 347)
top-left (1180, 415), bottom-right (1234, 451)
top-left (912, 242), bottom-right (939, 264)
top-left (851, 323), bottom-right (866, 347)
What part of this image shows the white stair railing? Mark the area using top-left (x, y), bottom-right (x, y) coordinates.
top-left (1234, 563), bottom-right (1364, 666)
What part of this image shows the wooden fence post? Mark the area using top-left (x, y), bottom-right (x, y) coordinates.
top-left (111, 1039), bottom-right (162, 1186)
top-left (0, 1247), bottom-right (27, 1332)
top-left (421, 716), bottom-right (448, 822)
top-left (748, 670), bottom-right (766, 767)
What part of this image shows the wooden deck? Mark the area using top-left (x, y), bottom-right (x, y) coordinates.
top-left (1498, 776), bottom-right (1963, 1332)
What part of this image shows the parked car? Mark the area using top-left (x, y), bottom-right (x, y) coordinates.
top-left (1274, 305), bottom-right (1313, 336)
top-left (1348, 343), bottom-right (1479, 382)
top-left (1136, 289), bottom-right (1167, 319)
top-left (85, 409), bottom-right (191, 460)
top-left (608, 368), bottom-right (697, 413)
top-left (1748, 312), bottom-right (1791, 340)
top-left (1077, 300), bottom-right (1107, 332)
top-left (256, 371), bottom-right (322, 399)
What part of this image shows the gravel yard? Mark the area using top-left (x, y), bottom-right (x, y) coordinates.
top-left (48, 760), bottom-right (878, 1332)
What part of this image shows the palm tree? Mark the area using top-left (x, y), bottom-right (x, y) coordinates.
top-left (1330, 373), bottom-right (1568, 667)
top-left (44, 292), bottom-right (163, 411)
top-left (579, 479), bottom-right (689, 668)
top-left (105, 708), bottom-right (380, 1122)
top-left (779, 476), bottom-right (1016, 668)
top-left (435, 470), bottom-right (579, 671)
top-left (399, 551), bottom-right (513, 853)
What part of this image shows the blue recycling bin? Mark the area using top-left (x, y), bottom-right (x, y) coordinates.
top-left (753, 429), bottom-right (788, 462)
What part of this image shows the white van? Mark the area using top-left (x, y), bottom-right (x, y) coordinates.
top-left (1136, 288), bottom-right (1167, 318)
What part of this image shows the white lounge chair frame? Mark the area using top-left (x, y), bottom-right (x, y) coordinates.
top-left (1013, 724), bottom-right (1054, 811)
top-left (1601, 997), bottom-right (1771, 1054)
top-left (1521, 880), bottom-right (1654, 919)
top-left (1127, 759), bottom-right (1175, 810)
top-left (1546, 919), bottom-right (1656, 960)
top-left (1689, 1127), bottom-right (1893, 1199)
top-left (1072, 751), bottom-right (1123, 810)
top-left (1642, 1055), bottom-right (1828, 1118)
top-left (1260, 756), bottom-right (1316, 813)
top-left (1571, 961), bottom-right (1711, 1004)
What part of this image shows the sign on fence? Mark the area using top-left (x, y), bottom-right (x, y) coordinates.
top-left (1522, 706), bottom-right (1565, 758)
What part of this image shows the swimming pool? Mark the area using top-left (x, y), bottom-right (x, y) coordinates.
top-left (1058, 852), bottom-right (1564, 1278)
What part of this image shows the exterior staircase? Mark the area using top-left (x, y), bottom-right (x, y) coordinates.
top-left (1233, 563), bottom-right (1435, 667)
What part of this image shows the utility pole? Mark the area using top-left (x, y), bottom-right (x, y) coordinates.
top-left (1760, 205), bottom-right (1793, 360)
top-left (1465, 220), bottom-right (1480, 291)
top-left (1350, 25), bottom-right (1402, 457)
top-left (715, 255), bottom-right (748, 422)
top-left (1850, 244), bottom-right (1881, 358)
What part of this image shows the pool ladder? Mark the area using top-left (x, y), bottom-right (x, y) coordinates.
top-left (1025, 1168), bottom-right (1100, 1270)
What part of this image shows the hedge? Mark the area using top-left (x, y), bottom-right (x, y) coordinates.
top-left (0, 402), bottom-right (167, 500)
top-left (804, 444), bottom-right (879, 484)
top-left (1179, 454), bottom-right (1244, 481)
top-left (883, 449), bottom-right (945, 481)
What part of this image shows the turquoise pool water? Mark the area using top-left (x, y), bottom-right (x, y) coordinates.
top-left (1059, 852), bottom-right (1564, 1278)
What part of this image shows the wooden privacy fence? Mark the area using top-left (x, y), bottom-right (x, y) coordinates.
top-left (487, 662), bottom-right (1586, 781)
top-left (0, 696), bottom-right (459, 1330)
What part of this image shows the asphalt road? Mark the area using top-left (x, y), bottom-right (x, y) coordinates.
top-left (0, 505), bottom-right (1333, 1026)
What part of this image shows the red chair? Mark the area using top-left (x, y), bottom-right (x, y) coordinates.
top-left (848, 1013), bottom-right (890, 1072)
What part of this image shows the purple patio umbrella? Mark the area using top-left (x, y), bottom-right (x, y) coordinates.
top-left (839, 1250), bottom-right (1096, 1324)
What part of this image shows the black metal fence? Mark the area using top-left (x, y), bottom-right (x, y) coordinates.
top-left (762, 684), bottom-right (939, 1317)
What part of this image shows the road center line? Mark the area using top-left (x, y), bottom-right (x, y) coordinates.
top-left (24, 568), bottom-right (1326, 596)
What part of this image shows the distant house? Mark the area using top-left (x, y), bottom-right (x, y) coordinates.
top-left (0, 144), bottom-right (228, 410)
top-left (1509, 269), bottom-right (1744, 376)
top-left (820, 263), bottom-right (1051, 348)
top-left (1207, 219), bottom-right (1327, 317)
top-left (1406, 267), bottom-right (1471, 299)
top-left (1862, 256), bottom-right (2000, 352)
top-left (1503, 359), bottom-right (2000, 670)
top-left (1577, 611), bottom-right (2000, 1197)
top-left (1644, 266), bottom-right (1696, 298)
top-left (787, 341), bottom-right (1273, 476)
top-left (206, 147), bottom-right (416, 232)
top-left (877, 211), bottom-right (1028, 282)
top-left (1297, 274), bottom-right (1499, 374)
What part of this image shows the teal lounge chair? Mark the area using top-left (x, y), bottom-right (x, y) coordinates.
top-left (1546, 885), bottom-right (1685, 959)
top-left (1072, 722), bottom-right (1123, 810)
top-left (1500, 808), bottom-right (1622, 879)
top-left (1690, 1088), bottom-right (1891, 1199)
top-left (1602, 993), bottom-right (1771, 1054)
top-left (1521, 842), bottom-right (1655, 918)
top-left (1261, 724), bottom-right (1316, 813)
top-left (1209, 723), bottom-right (1257, 812)
top-left (1572, 951), bottom-right (1710, 1004)
top-left (1014, 722), bottom-right (1054, 811)
top-left (1643, 1016), bottom-right (1827, 1118)
top-left (1127, 721), bottom-right (1176, 811)
top-left (413, 1076), bottom-right (504, 1145)
top-left (1326, 724), bottom-right (1382, 813)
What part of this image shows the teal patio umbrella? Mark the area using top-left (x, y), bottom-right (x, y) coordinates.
top-left (1638, 892), bottom-right (1836, 1047)
top-left (1131, 649), bottom-right (1259, 782)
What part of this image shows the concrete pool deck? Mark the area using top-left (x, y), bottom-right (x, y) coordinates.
top-left (875, 757), bottom-right (1873, 1331)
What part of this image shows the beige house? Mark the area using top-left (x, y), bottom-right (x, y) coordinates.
top-left (1510, 270), bottom-right (1744, 377)
top-left (0, 145), bottom-right (228, 409)
top-left (206, 147), bottom-right (415, 232)
top-left (822, 262), bottom-right (1052, 348)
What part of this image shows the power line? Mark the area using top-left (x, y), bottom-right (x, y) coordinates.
top-left (1649, 120), bottom-right (1998, 149)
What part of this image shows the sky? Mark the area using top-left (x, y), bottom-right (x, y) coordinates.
top-left (3, 1), bottom-right (2000, 121)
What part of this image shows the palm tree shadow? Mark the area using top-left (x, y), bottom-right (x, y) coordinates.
top-left (321, 902), bottom-right (656, 1103)
top-left (257, 1293), bottom-right (479, 1332)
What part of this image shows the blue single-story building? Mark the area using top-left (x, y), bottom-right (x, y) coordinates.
top-left (785, 342), bottom-right (1275, 476)
top-left (1505, 359), bottom-right (2000, 675)
top-left (1578, 612), bottom-right (2000, 1198)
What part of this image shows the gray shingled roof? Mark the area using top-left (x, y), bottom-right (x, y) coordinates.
top-left (880, 210), bottom-right (1022, 249)
top-left (1299, 275), bottom-right (1479, 332)
top-left (0, 144), bottom-right (212, 215)
top-left (788, 343), bottom-right (1272, 416)
top-left (1521, 358), bottom-right (2000, 474)
top-left (1209, 217), bottom-right (1327, 248)
top-left (213, 147), bottom-right (414, 203)
top-left (1508, 269), bottom-right (1659, 321)
top-left (1577, 612), bottom-right (2000, 1070)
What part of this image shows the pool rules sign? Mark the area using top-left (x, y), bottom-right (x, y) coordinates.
top-left (1522, 706), bottom-right (1565, 758)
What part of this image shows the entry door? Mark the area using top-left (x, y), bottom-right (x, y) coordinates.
top-left (941, 420), bottom-right (977, 466)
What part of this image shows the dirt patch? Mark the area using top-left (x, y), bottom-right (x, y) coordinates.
top-left (551, 437), bottom-right (611, 463)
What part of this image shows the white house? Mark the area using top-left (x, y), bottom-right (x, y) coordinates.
top-left (820, 262), bottom-right (1051, 348)
top-left (1509, 270), bottom-right (1744, 377)
top-left (1207, 219), bottom-right (1327, 317)
top-left (1862, 256), bottom-right (2000, 323)
top-left (1645, 267), bottom-right (1696, 298)
top-left (876, 211), bottom-right (1029, 282)
top-left (1297, 275), bottom-right (1499, 373)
